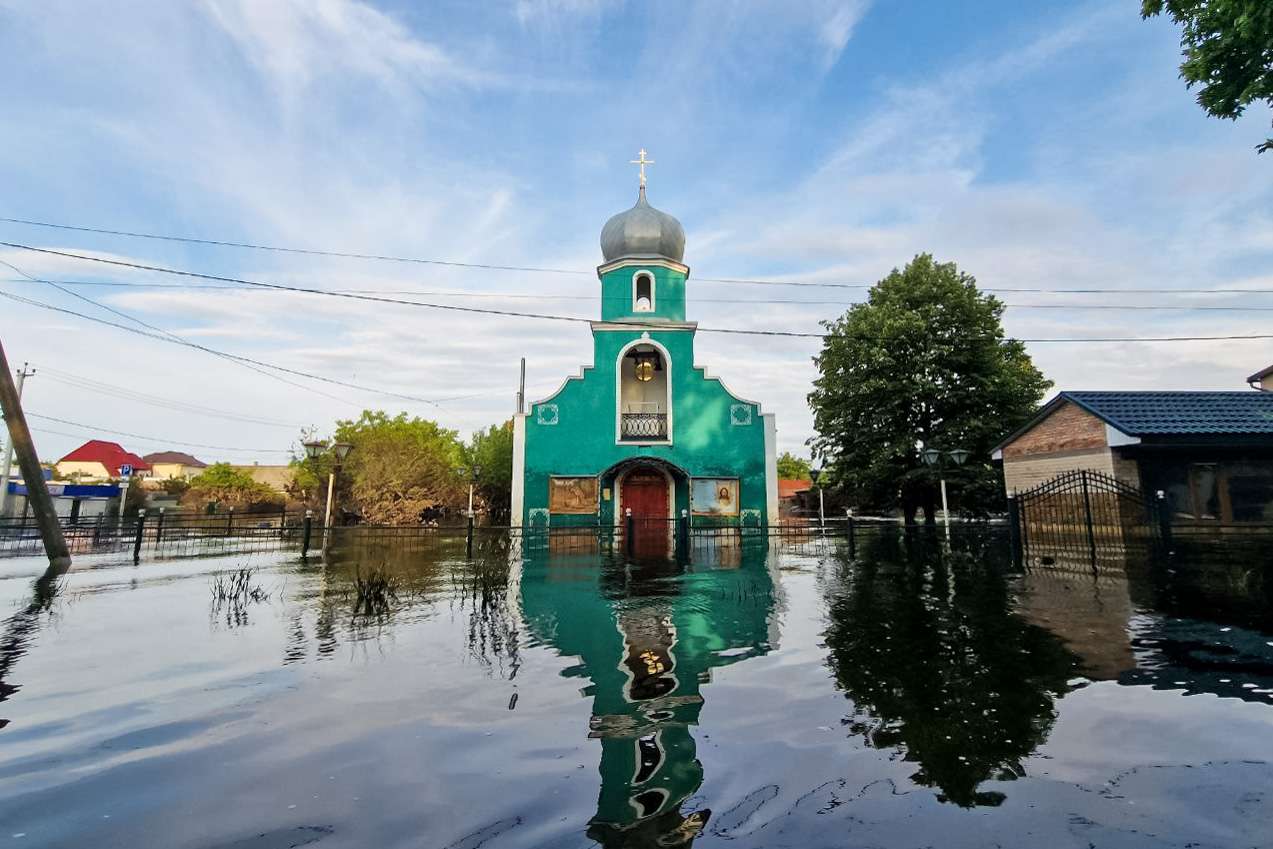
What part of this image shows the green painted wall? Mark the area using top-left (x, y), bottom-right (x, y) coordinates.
top-left (522, 321), bottom-right (770, 526)
top-left (599, 264), bottom-right (687, 322)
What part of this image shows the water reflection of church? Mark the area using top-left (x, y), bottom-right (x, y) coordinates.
top-left (519, 548), bottom-right (779, 845)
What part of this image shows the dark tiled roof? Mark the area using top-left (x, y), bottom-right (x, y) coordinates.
top-left (142, 451), bottom-right (207, 467)
top-left (1064, 391), bottom-right (1273, 436)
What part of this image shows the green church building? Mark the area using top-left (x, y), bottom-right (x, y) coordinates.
top-left (512, 159), bottom-right (778, 530)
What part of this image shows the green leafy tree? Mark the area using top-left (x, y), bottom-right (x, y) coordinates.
top-left (184, 463), bottom-right (283, 513)
top-left (295, 410), bottom-right (466, 525)
top-left (466, 420), bottom-right (514, 523)
top-left (1143, 0), bottom-right (1273, 154)
top-left (776, 451), bottom-right (812, 480)
top-left (808, 254), bottom-right (1051, 524)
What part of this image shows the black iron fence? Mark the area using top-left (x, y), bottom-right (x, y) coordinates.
top-left (1008, 469), bottom-right (1273, 573)
top-left (1, 507), bottom-right (989, 563)
top-left (620, 412), bottom-right (668, 440)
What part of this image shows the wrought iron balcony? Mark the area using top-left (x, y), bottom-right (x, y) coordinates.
top-left (621, 412), bottom-right (668, 440)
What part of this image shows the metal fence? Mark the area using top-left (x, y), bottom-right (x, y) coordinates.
top-left (1, 507), bottom-right (990, 563)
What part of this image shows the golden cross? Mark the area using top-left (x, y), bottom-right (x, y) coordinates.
top-left (629, 148), bottom-right (654, 188)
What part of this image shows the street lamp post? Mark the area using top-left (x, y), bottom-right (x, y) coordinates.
top-left (456, 465), bottom-right (483, 558)
top-left (456, 465), bottom-right (483, 518)
top-left (304, 439), bottom-right (354, 550)
top-left (921, 446), bottom-right (970, 533)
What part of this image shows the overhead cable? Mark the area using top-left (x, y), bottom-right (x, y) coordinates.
top-left (4, 215), bottom-right (1271, 294)
top-left (4, 242), bottom-right (1273, 344)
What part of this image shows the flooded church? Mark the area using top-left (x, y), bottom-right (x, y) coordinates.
top-left (512, 154), bottom-right (778, 530)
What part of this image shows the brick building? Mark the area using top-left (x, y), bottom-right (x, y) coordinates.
top-left (993, 391), bottom-right (1273, 524)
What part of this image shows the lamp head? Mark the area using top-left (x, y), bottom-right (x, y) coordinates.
top-left (331, 442), bottom-right (354, 462)
top-left (810, 468), bottom-right (822, 484)
top-left (921, 448), bottom-right (941, 466)
top-left (302, 439), bottom-right (327, 461)
top-left (949, 448), bottom-right (971, 466)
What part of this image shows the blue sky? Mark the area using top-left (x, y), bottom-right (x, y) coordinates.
top-left (1, 0), bottom-right (1271, 464)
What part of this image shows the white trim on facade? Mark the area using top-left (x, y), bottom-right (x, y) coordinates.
top-left (698, 364), bottom-right (766, 412)
top-left (596, 256), bottom-right (689, 278)
top-left (510, 413), bottom-right (527, 527)
top-left (614, 336), bottom-right (674, 447)
top-left (590, 321), bottom-right (698, 332)
top-left (1105, 424), bottom-right (1141, 447)
top-left (531, 363), bottom-right (592, 406)
top-left (631, 269), bottom-right (655, 313)
top-left (762, 413), bottom-right (779, 524)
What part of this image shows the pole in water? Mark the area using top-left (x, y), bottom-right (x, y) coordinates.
top-left (466, 514), bottom-right (475, 558)
top-left (846, 509), bottom-right (856, 559)
top-left (0, 342), bottom-right (69, 568)
top-left (0, 361), bottom-right (33, 518)
top-left (625, 508), bottom-right (634, 557)
top-left (301, 509), bottom-right (313, 558)
top-left (132, 509), bottom-right (146, 563)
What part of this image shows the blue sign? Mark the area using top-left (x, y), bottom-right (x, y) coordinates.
top-left (120, 464), bottom-right (133, 477)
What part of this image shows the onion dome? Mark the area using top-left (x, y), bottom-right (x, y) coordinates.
top-left (599, 186), bottom-right (686, 263)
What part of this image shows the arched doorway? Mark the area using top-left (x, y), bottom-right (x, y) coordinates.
top-left (620, 466), bottom-right (670, 522)
top-left (619, 464), bottom-right (672, 559)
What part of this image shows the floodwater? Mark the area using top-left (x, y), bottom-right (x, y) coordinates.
top-left (1, 532), bottom-right (1272, 848)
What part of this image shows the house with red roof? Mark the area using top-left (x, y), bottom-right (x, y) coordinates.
top-left (56, 440), bottom-right (151, 480)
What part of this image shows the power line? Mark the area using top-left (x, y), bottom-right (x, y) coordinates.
top-left (6, 214), bottom-right (1272, 295)
top-left (5, 242), bottom-right (1273, 344)
top-left (36, 367), bottom-right (304, 429)
top-left (26, 412), bottom-right (291, 453)
top-left (0, 258), bottom-right (361, 409)
top-left (0, 286), bottom-right (509, 402)
top-left (4, 275), bottom-right (1271, 312)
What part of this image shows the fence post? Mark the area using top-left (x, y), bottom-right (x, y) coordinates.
top-left (132, 509), bottom-right (147, 563)
top-left (93, 513), bottom-right (103, 545)
top-left (1006, 495), bottom-right (1023, 571)
top-left (225, 507), bottom-right (234, 537)
top-left (1080, 470), bottom-right (1097, 573)
top-left (301, 509), bottom-right (313, 557)
top-left (625, 508), bottom-right (634, 557)
top-left (845, 509), bottom-right (856, 559)
top-left (677, 508), bottom-right (689, 557)
top-left (154, 507), bottom-right (166, 547)
top-left (1156, 490), bottom-right (1173, 559)
top-left (466, 514), bottom-right (475, 558)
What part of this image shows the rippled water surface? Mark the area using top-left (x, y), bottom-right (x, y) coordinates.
top-left (2, 532), bottom-right (1272, 848)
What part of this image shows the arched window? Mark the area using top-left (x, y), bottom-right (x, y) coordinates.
top-left (619, 343), bottom-right (670, 442)
top-left (633, 273), bottom-right (654, 312)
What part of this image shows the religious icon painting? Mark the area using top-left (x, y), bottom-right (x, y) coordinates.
top-left (549, 476), bottom-right (599, 514)
top-left (691, 478), bottom-right (740, 516)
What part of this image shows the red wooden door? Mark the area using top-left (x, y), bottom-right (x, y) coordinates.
top-left (621, 469), bottom-right (670, 559)
top-left (621, 469), bottom-right (669, 520)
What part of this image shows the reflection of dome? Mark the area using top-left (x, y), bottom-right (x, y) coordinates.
top-left (600, 186), bottom-right (686, 262)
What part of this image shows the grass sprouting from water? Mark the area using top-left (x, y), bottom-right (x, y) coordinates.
top-left (210, 568), bottom-right (271, 603)
top-left (352, 566), bottom-right (400, 617)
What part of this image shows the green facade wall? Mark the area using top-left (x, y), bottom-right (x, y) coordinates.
top-left (521, 329), bottom-right (770, 526)
top-left (599, 264), bottom-right (687, 322)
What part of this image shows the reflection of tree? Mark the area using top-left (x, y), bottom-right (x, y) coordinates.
top-left (823, 534), bottom-right (1078, 807)
top-left (520, 547), bottom-right (777, 847)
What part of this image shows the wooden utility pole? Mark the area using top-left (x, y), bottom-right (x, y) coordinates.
top-left (0, 341), bottom-right (69, 568)
top-left (0, 361), bottom-right (33, 516)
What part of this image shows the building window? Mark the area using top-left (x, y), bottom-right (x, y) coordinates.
top-left (634, 273), bottom-right (654, 312)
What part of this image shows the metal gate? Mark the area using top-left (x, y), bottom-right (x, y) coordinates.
top-left (1013, 469), bottom-right (1162, 571)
